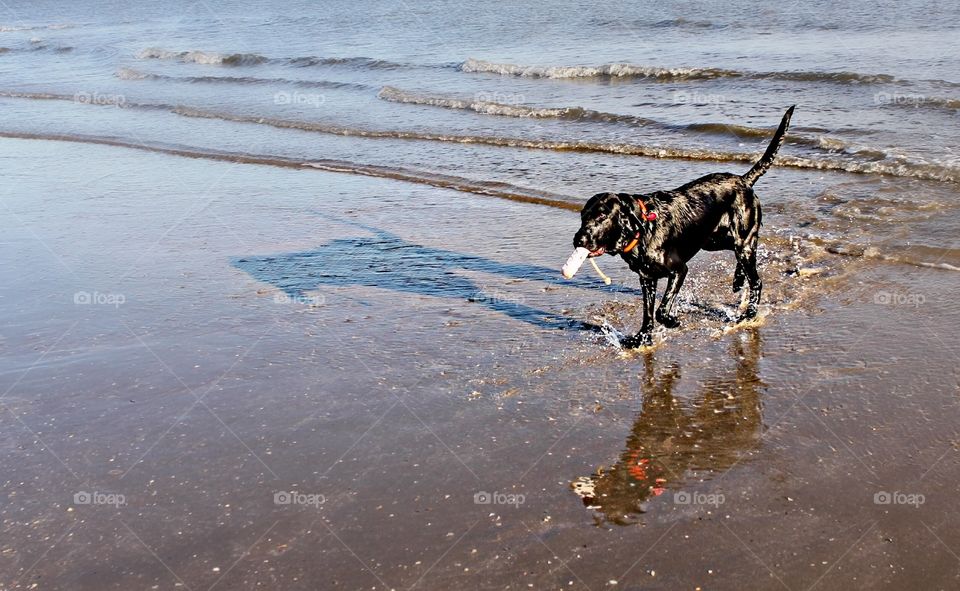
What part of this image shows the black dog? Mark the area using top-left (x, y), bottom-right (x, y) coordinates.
top-left (572, 106), bottom-right (795, 348)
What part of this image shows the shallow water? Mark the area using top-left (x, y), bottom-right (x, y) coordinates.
top-left (2, 0), bottom-right (958, 271)
top-left (2, 2), bottom-right (960, 589)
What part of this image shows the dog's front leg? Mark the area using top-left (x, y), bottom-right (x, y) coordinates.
top-left (655, 264), bottom-right (687, 329)
top-left (622, 277), bottom-right (657, 348)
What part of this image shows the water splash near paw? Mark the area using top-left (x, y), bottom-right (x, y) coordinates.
top-left (596, 317), bottom-right (625, 349)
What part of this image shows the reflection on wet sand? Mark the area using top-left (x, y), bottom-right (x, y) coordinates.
top-left (573, 329), bottom-right (764, 525)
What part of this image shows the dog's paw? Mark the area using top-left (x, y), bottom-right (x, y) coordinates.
top-left (655, 311), bottom-right (681, 329)
top-left (620, 332), bottom-right (653, 349)
top-left (736, 305), bottom-right (758, 324)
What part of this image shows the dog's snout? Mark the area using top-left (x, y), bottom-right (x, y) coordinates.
top-left (573, 229), bottom-right (587, 248)
top-left (574, 225), bottom-right (598, 250)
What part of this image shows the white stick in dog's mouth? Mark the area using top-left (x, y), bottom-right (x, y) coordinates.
top-left (563, 247), bottom-right (612, 284)
top-left (561, 247), bottom-right (590, 279)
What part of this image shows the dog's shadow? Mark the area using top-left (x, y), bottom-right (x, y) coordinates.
top-left (232, 223), bottom-right (637, 332)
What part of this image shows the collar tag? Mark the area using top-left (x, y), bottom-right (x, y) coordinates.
top-left (637, 198), bottom-right (657, 222)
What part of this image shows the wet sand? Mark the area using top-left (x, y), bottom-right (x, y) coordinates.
top-left (2, 138), bottom-right (960, 590)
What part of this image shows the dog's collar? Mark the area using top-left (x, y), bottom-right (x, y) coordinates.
top-left (622, 198), bottom-right (657, 254)
top-left (622, 232), bottom-right (641, 254)
top-left (637, 198), bottom-right (658, 222)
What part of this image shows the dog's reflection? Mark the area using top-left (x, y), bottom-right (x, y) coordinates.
top-left (573, 329), bottom-right (764, 525)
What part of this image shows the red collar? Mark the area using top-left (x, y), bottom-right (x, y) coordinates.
top-left (623, 198), bottom-right (657, 253)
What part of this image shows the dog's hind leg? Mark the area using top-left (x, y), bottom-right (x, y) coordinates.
top-left (731, 191), bottom-right (762, 321)
top-left (734, 229), bottom-right (762, 322)
top-left (656, 264), bottom-right (687, 329)
top-left (736, 250), bottom-right (761, 322)
top-left (703, 231), bottom-right (743, 293)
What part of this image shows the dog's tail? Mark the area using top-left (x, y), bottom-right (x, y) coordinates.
top-left (741, 105), bottom-right (795, 187)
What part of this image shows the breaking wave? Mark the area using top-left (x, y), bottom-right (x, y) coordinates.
top-left (378, 86), bottom-right (595, 120)
top-left (136, 47), bottom-right (269, 66)
top-left (461, 57), bottom-right (903, 85)
top-left (460, 58), bottom-right (740, 81)
top-left (136, 47), bottom-right (410, 70)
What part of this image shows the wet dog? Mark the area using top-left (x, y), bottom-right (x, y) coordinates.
top-left (569, 106), bottom-right (795, 348)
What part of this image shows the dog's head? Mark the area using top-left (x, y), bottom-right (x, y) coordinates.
top-left (573, 193), bottom-right (644, 257)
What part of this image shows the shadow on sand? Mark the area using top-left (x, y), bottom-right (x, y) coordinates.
top-left (232, 222), bottom-right (638, 332)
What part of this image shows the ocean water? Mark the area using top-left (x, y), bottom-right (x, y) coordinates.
top-left (1, 0), bottom-right (959, 272)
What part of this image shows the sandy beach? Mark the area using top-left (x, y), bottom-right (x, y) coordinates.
top-left (3, 1), bottom-right (960, 588)
top-left (3, 136), bottom-right (959, 589)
